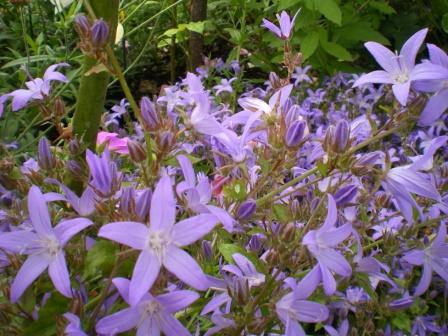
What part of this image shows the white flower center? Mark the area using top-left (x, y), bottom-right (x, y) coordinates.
top-left (39, 235), bottom-right (61, 259)
top-left (141, 300), bottom-right (161, 316)
top-left (146, 230), bottom-right (170, 261)
top-left (393, 73), bottom-right (409, 84)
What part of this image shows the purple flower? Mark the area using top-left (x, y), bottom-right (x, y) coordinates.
top-left (86, 149), bottom-right (121, 198)
top-left (105, 98), bottom-right (128, 127)
top-left (292, 65), bottom-right (312, 85)
top-left (64, 313), bottom-right (88, 336)
top-left (353, 29), bottom-right (448, 106)
top-left (275, 278), bottom-right (329, 336)
top-left (204, 313), bottom-right (236, 336)
top-left (98, 175), bottom-right (218, 304)
top-left (96, 277), bottom-right (198, 335)
top-left (262, 10), bottom-right (300, 40)
top-left (302, 194), bottom-right (352, 295)
top-left (177, 155), bottom-right (234, 231)
top-left (415, 44), bottom-right (448, 125)
top-left (402, 223), bottom-right (448, 296)
top-left (213, 78), bottom-right (236, 95)
top-left (0, 63), bottom-right (69, 116)
top-left (0, 186), bottom-right (92, 302)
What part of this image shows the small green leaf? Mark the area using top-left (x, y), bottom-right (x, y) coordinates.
top-left (320, 41), bottom-right (353, 61)
top-left (314, 0), bottom-right (342, 25)
top-left (184, 21), bottom-right (206, 34)
top-left (84, 240), bottom-right (119, 278)
top-left (218, 243), bottom-right (247, 264)
top-left (368, 0), bottom-right (396, 14)
top-left (300, 31), bottom-right (319, 60)
top-left (223, 180), bottom-right (247, 201)
top-left (2, 55), bottom-right (59, 69)
top-left (442, 13), bottom-right (448, 34)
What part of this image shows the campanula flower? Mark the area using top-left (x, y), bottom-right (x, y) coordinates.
top-left (262, 10), bottom-right (300, 40)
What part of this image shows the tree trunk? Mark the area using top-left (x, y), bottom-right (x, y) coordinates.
top-left (72, 0), bottom-right (119, 149)
top-left (189, 0), bottom-right (207, 71)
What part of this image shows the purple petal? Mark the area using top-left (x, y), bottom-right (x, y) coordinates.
top-left (112, 277), bottom-right (130, 304)
top-left (172, 214), bottom-right (218, 246)
top-left (427, 43), bottom-right (448, 68)
top-left (388, 168), bottom-right (440, 201)
top-left (54, 218), bottom-right (93, 247)
top-left (129, 249), bottom-right (161, 305)
top-left (364, 42), bottom-right (396, 73)
top-left (98, 222), bottom-right (147, 249)
top-left (279, 11), bottom-right (291, 38)
top-left (48, 252), bottom-right (72, 298)
top-left (290, 300), bottom-right (329, 323)
top-left (261, 19), bottom-right (281, 38)
top-left (177, 155), bottom-right (196, 187)
top-left (432, 223), bottom-right (447, 249)
top-left (353, 70), bottom-right (393, 87)
top-left (319, 263), bottom-right (337, 295)
top-left (414, 262), bottom-right (432, 296)
top-left (136, 317), bottom-right (160, 336)
top-left (318, 250), bottom-right (352, 277)
top-left (418, 89), bottom-right (448, 126)
top-left (28, 185), bottom-right (53, 236)
top-left (403, 250), bottom-right (424, 265)
top-left (410, 135), bottom-right (448, 171)
top-left (411, 62), bottom-right (448, 81)
top-left (432, 257), bottom-right (448, 282)
top-left (318, 223), bottom-right (352, 247)
top-left (96, 307), bottom-right (140, 334)
top-left (11, 254), bottom-right (49, 302)
top-left (321, 194), bottom-right (337, 231)
top-left (400, 28), bottom-right (428, 68)
top-left (201, 292), bottom-right (230, 315)
top-left (157, 290), bottom-right (199, 313)
top-left (150, 175), bottom-right (176, 231)
top-left (392, 81), bottom-right (411, 106)
top-left (0, 231), bottom-right (38, 254)
top-left (164, 246), bottom-right (209, 290)
top-left (232, 253), bottom-right (257, 276)
top-left (295, 265), bottom-right (321, 299)
top-left (205, 205), bottom-right (235, 232)
top-left (285, 317), bottom-right (306, 336)
top-left (10, 89), bottom-right (35, 111)
top-left (158, 311), bottom-right (191, 336)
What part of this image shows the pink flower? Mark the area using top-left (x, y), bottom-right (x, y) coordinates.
top-left (96, 131), bottom-right (130, 155)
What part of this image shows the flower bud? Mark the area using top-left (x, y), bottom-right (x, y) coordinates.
top-left (66, 160), bottom-right (86, 180)
top-left (38, 137), bottom-right (56, 170)
top-left (68, 139), bottom-right (81, 156)
top-left (231, 277), bottom-right (249, 305)
top-left (120, 186), bottom-right (136, 218)
top-left (140, 97), bottom-right (159, 131)
top-left (53, 97), bottom-right (66, 117)
top-left (236, 199), bottom-right (256, 219)
top-left (74, 14), bottom-right (90, 38)
top-left (158, 131), bottom-right (173, 152)
top-left (269, 72), bottom-right (281, 89)
top-left (352, 151), bottom-right (381, 174)
top-left (127, 140), bottom-right (147, 163)
top-left (285, 120), bottom-right (307, 148)
top-left (280, 222), bottom-right (296, 243)
top-left (202, 240), bottom-right (213, 260)
top-left (91, 19), bottom-right (109, 48)
top-left (334, 185), bottom-right (358, 206)
top-left (248, 234), bottom-right (264, 253)
top-left (331, 120), bottom-right (350, 153)
top-left (310, 197), bottom-right (320, 211)
top-left (135, 188), bottom-right (152, 222)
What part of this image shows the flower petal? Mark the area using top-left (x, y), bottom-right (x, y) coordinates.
top-left (28, 185), bottom-right (53, 236)
top-left (400, 28), bottom-right (428, 69)
top-left (172, 214), bottom-right (218, 246)
top-left (48, 252), bottom-right (72, 298)
top-left (0, 231), bottom-right (38, 254)
top-left (318, 249), bottom-right (352, 277)
top-left (364, 42), bottom-right (396, 73)
top-left (321, 194), bottom-right (338, 231)
top-left (290, 300), bottom-right (329, 323)
top-left (11, 254), bottom-right (49, 302)
top-left (177, 155), bottom-right (196, 187)
top-left (427, 43), bottom-right (448, 68)
top-left (98, 222), bottom-right (148, 249)
top-left (318, 223), bottom-right (352, 247)
top-left (392, 81), bottom-right (411, 106)
top-left (402, 250), bottom-right (425, 265)
top-left (96, 307), bottom-right (140, 335)
top-left (164, 246), bottom-right (209, 290)
top-left (150, 175), bottom-right (176, 231)
top-left (54, 218), bottom-right (93, 246)
top-left (418, 89), bottom-right (448, 126)
top-left (413, 262), bottom-right (432, 296)
top-left (261, 19), bottom-right (281, 38)
top-left (319, 263), bottom-right (337, 295)
top-left (158, 311), bottom-right (191, 336)
top-left (112, 277), bottom-right (131, 304)
top-left (157, 290), bottom-right (199, 313)
top-left (352, 70), bottom-right (393, 87)
top-left (129, 249), bottom-right (161, 305)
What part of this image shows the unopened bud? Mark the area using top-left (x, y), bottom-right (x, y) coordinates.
top-left (285, 120), bottom-right (307, 148)
top-left (269, 72), bottom-right (281, 89)
top-left (265, 249), bottom-right (279, 265)
top-left (352, 151), bottom-right (381, 174)
top-left (331, 120), bottom-right (350, 153)
top-left (91, 19), bottom-right (109, 48)
top-left (375, 192), bottom-right (391, 208)
top-left (158, 131), bottom-right (173, 152)
top-left (334, 185), bottom-right (358, 206)
top-left (231, 277), bottom-right (249, 305)
top-left (53, 97), bottom-right (66, 117)
top-left (66, 160), bottom-right (86, 179)
top-left (74, 14), bottom-right (90, 37)
top-left (237, 199), bottom-right (257, 219)
top-left (202, 240), bottom-right (213, 260)
top-left (120, 186), bottom-right (136, 218)
top-left (38, 137), bottom-right (56, 170)
top-left (248, 234), bottom-right (264, 253)
top-left (68, 139), bottom-right (81, 156)
top-left (280, 222), bottom-right (296, 242)
top-left (140, 97), bottom-right (159, 131)
top-left (127, 140), bottom-right (147, 163)
top-left (135, 188), bottom-right (152, 222)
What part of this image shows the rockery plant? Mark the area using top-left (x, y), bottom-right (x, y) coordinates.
top-left (0, 9), bottom-right (447, 336)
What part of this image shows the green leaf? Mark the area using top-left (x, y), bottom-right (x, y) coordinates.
top-left (184, 21), bottom-right (206, 34)
top-left (223, 180), bottom-right (247, 201)
top-left (300, 31), bottom-right (319, 60)
top-left (2, 55), bottom-right (59, 69)
top-left (218, 243), bottom-right (247, 264)
top-left (338, 22), bottom-right (390, 45)
top-left (320, 41), bottom-right (353, 61)
top-left (273, 204), bottom-right (290, 224)
top-left (277, 0), bottom-right (299, 10)
top-left (442, 13), bottom-right (448, 34)
top-left (83, 240), bottom-right (119, 278)
top-left (368, 0), bottom-right (396, 14)
top-left (314, 0), bottom-right (342, 25)
top-left (391, 313), bottom-right (411, 332)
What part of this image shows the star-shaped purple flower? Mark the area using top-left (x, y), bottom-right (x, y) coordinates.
top-left (98, 175), bottom-right (218, 304)
top-left (0, 185), bottom-right (93, 302)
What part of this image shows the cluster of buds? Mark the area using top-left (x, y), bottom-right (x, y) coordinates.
top-left (74, 14), bottom-right (110, 59)
top-left (323, 120), bottom-right (351, 154)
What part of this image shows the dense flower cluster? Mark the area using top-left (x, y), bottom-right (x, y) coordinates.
top-left (0, 10), bottom-right (447, 336)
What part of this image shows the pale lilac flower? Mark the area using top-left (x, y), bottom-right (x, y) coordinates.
top-left (20, 158), bottom-right (40, 175)
top-left (64, 313), bottom-right (88, 336)
top-left (414, 44), bottom-right (448, 125)
top-left (262, 10), bottom-right (300, 40)
top-left (204, 313), bottom-right (236, 336)
top-left (275, 278), bottom-right (329, 336)
top-left (238, 84), bottom-right (293, 116)
top-left (98, 175), bottom-right (218, 304)
top-left (0, 186), bottom-right (93, 302)
top-left (292, 65), bottom-right (312, 85)
top-left (214, 78), bottom-right (236, 95)
top-left (105, 98), bottom-right (128, 127)
top-left (177, 155), bottom-right (234, 231)
top-left (411, 315), bottom-right (442, 336)
top-left (86, 149), bottom-right (121, 198)
top-left (353, 29), bottom-right (448, 106)
top-left (302, 194), bottom-right (352, 295)
top-left (0, 63), bottom-right (69, 115)
top-left (96, 277), bottom-right (198, 335)
top-left (325, 319), bottom-right (349, 336)
top-left (402, 223), bottom-right (448, 296)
